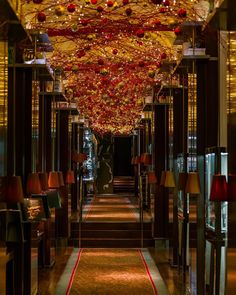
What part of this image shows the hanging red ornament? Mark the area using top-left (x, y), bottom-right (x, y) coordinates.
top-left (123, 0), bottom-right (129, 5)
top-left (107, 1), bottom-right (114, 7)
top-left (125, 8), bottom-right (132, 16)
top-left (97, 5), bottom-right (104, 12)
top-left (178, 8), bottom-right (187, 17)
top-left (161, 52), bottom-right (167, 59)
top-left (112, 49), bottom-right (118, 55)
top-left (174, 27), bottom-right (182, 36)
top-left (33, 0), bottom-right (43, 3)
top-left (163, 0), bottom-right (170, 6)
top-left (91, 0), bottom-right (97, 4)
top-left (37, 11), bottom-right (46, 22)
top-left (157, 61), bottom-right (162, 68)
top-left (136, 29), bottom-right (145, 38)
top-left (67, 4), bottom-right (76, 13)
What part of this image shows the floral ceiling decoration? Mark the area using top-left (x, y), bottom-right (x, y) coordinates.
top-left (22, 0), bottom-right (208, 135)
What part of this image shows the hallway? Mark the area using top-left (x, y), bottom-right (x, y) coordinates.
top-left (2, 2), bottom-right (236, 294)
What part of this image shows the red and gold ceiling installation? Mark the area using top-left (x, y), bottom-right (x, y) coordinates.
top-left (22, 0), bottom-right (204, 135)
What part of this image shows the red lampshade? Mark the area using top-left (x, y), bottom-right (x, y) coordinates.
top-left (228, 174), bottom-right (236, 201)
top-left (178, 172), bottom-right (187, 191)
top-left (185, 172), bottom-right (201, 194)
top-left (209, 174), bottom-right (227, 202)
top-left (66, 170), bottom-right (75, 184)
top-left (26, 173), bottom-right (42, 195)
top-left (148, 171), bottom-right (157, 184)
top-left (38, 172), bottom-right (48, 191)
top-left (58, 171), bottom-right (65, 187)
top-left (143, 153), bottom-right (152, 166)
top-left (48, 171), bottom-right (60, 189)
top-left (0, 175), bottom-right (24, 203)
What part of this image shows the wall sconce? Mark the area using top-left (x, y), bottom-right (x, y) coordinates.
top-left (0, 176), bottom-right (24, 203)
top-left (26, 172), bottom-right (42, 195)
top-left (48, 171), bottom-right (60, 189)
top-left (164, 171), bottom-right (176, 188)
top-left (143, 153), bottom-right (152, 166)
top-left (185, 172), bottom-right (201, 194)
top-left (209, 174), bottom-right (227, 202)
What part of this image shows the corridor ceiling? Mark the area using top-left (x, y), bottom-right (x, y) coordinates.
top-left (22, 0), bottom-right (207, 135)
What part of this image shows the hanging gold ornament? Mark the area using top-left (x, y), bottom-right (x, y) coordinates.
top-left (72, 65), bottom-right (79, 72)
top-left (55, 5), bottom-right (65, 16)
top-left (71, 23), bottom-right (78, 32)
top-left (168, 18), bottom-right (178, 27)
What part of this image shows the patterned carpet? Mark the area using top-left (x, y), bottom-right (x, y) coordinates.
top-left (57, 248), bottom-right (169, 295)
top-left (83, 195), bottom-right (139, 222)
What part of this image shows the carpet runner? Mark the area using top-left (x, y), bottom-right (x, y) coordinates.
top-left (83, 195), bottom-right (139, 222)
top-left (56, 248), bottom-right (169, 295)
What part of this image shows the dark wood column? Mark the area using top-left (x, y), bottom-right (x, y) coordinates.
top-left (71, 122), bottom-right (78, 211)
top-left (139, 125), bottom-right (145, 156)
top-left (38, 93), bottom-right (52, 172)
top-left (196, 58), bottom-right (219, 295)
top-left (173, 87), bottom-right (188, 158)
top-left (132, 132), bottom-right (139, 197)
top-left (153, 104), bottom-right (169, 239)
top-left (7, 66), bottom-right (32, 186)
top-left (55, 110), bottom-right (70, 238)
top-left (172, 86), bottom-right (188, 266)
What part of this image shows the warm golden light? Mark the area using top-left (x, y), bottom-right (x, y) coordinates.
top-left (26, 172), bottom-right (42, 195)
top-left (185, 172), bottom-right (201, 194)
top-left (48, 171), bottom-right (60, 188)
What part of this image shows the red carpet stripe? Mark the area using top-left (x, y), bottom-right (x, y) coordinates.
top-left (65, 249), bottom-right (83, 295)
top-left (139, 250), bottom-right (158, 295)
